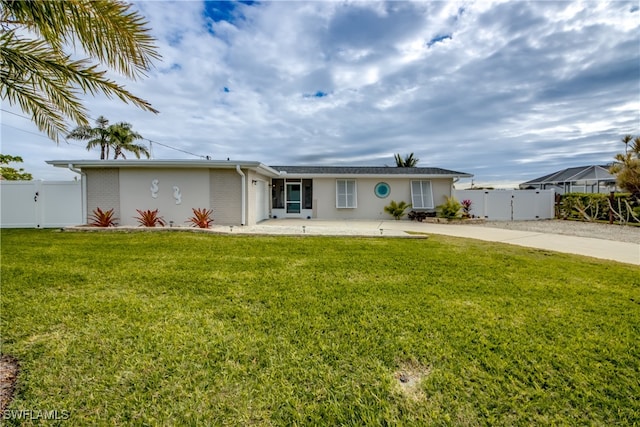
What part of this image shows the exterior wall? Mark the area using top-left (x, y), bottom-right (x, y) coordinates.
top-left (81, 166), bottom-right (459, 224)
top-left (430, 179), bottom-right (455, 207)
top-left (210, 169), bottom-right (242, 225)
top-left (86, 169), bottom-right (120, 224)
top-left (311, 177), bottom-right (453, 220)
top-left (85, 167), bottom-right (272, 227)
top-left (246, 170), bottom-right (271, 225)
top-left (119, 168), bottom-right (209, 226)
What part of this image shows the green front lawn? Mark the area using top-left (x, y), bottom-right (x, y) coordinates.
top-left (1, 229), bottom-right (638, 425)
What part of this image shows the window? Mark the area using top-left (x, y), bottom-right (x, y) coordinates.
top-left (302, 179), bottom-right (313, 209)
top-left (336, 179), bottom-right (357, 208)
top-left (374, 182), bottom-right (390, 198)
top-left (411, 180), bottom-right (434, 209)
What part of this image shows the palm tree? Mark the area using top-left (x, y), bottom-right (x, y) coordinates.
top-left (609, 135), bottom-right (640, 195)
top-left (0, 0), bottom-right (160, 143)
top-left (633, 136), bottom-right (640, 156)
top-left (67, 116), bottom-right (111, 159)
top-left (394, 153), bottom-right (419, 167)
top-left (108, 122), bottom-right (150, 159)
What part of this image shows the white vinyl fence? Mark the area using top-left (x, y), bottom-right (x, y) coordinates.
top-left (0, 180), bottom-right (82, 228)
top-left (454, 189), bottom-right (555, 221)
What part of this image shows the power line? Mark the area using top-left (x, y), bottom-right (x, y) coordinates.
top-left (1, 121), bottom-right (86, 147)
top-left (1, 108), bottom-right (208, 159)
top-left (142, 138), bottom-right (206, 159)
top-left (1, 109), bottom-right (33, 121)
top-left (1, 123), bottom-right (54, 140)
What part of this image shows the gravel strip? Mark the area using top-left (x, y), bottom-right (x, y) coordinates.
top-left (463, 220), bottom-right (639, 244)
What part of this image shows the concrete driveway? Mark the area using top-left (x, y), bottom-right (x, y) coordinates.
top-left (234, 219), bottom-right (640, 266)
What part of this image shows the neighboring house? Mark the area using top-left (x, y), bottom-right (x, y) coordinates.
top-left (519, 165), bottom-right (619, 195)
top-left (47, 160), bottom-right (472, 226)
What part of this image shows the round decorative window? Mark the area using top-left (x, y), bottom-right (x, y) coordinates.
top-left (374, 182), bottom-right (390, 198)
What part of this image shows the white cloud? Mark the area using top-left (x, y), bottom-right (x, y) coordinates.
top-left (1, 0), bottom-right (638, 187)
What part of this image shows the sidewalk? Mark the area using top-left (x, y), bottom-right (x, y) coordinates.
top-left (235, 219), bottom-right (640, 266)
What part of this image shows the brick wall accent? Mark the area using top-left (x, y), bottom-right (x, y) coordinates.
top-left (86, 169), bottom-right (120, 224)
top-left (210, 169), bottom-right (242, 225)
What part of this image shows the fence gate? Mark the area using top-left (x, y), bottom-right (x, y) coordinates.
top-left (1, 180), bottom-right (82, 228)
top-left (453, 189), bottom-right (555, 221)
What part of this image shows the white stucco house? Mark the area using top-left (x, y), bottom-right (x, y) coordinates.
top-left (47, 160), bottom-right (472, 226)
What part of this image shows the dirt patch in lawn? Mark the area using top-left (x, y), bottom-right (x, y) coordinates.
top-left (0, 355), bottom-right (19, 411)
top-left (394, 360), bottom-right (431, 400)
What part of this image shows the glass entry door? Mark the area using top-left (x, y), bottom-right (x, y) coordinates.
top-left (286, 183), bottom-right (301, 214)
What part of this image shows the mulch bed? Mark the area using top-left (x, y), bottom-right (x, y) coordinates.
top-left (0, 355), bottom-right (19, 411)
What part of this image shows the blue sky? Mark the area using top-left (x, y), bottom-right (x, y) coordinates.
top-left (2, 0), bottom-right (639, 188)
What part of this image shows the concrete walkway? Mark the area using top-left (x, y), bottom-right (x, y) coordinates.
top-left (233, 219), bottom-right (640, 266)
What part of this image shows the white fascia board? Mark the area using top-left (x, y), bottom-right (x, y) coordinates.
top-left (254, 164), bottom-right (281, 177)
top-left (46, 160), bottom-right (280, 177)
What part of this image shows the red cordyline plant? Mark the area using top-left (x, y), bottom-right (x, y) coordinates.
top-left (89, 207), bottom-right (117, 227)
top-left (187, 208), bottom-right (214, 228)
top-left (134, 209), bottom-right (166, 227)
top-left (461, 199), bottom-right (473, 218)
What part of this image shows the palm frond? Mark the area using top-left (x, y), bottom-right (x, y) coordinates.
top-left (108, 122), bottom-right (150, 159)
top-left (0, 0), bottom-right (160, 142)
top-left (393, 152), bottom-right (419, 167)
top-left (1, 0), bottom-right (160, 78)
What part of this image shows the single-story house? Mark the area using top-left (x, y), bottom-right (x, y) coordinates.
top-left (47, 160), bottom-right (472, 226)
top-left (519, 165), bottom-right (619, 195)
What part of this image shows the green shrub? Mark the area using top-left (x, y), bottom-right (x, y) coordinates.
top-left (384, 200), bottom-right (411, 220)
top-left (437, 196), bottom-right (462, 219)
top-left (558, 193), bottom-right (639, 224)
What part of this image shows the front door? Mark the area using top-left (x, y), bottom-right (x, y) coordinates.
top-left (286, 183), bottom-right (301, 215)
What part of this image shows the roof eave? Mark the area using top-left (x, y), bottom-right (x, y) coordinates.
top-left (46, 160), bottom-right (281, 177)
top-left (277, 172), bottom-right (473, 179)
